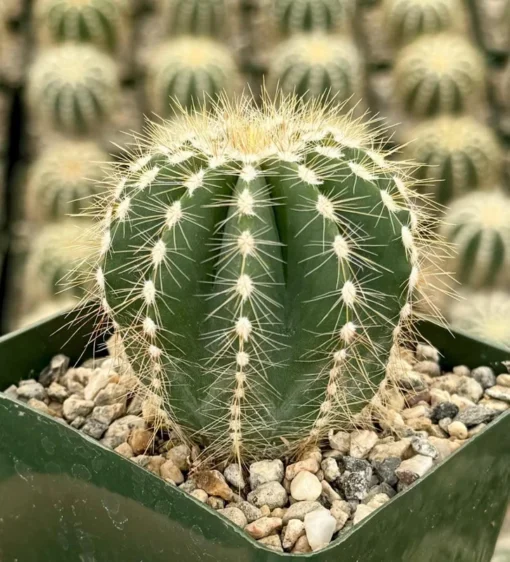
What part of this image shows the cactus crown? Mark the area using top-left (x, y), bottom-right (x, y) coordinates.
top-left (273, 0), bottom-right (354, 36)
top-left (35, 0), bottom-right (130, 53)
top-left (91, 94), bottom-right (437, 462)
top-left (26, 141), bottom-right (109, 222)
top-left (394, 34), bottom-right (485, 117)
top-left (28, 44), bottom-right (119, 135)
top-left (441, 192), bottom-right (510, 289)
top-left (25, 221), bottom-right (98, 306)
top-left (146, 38), bottom-right (241, 117)
top-left (383, 0), bottom-right (465, 46)
top-left (158, 0), bottom-right (228, 38)
top-left (267, 34), bottom-right (364, 107)
top-left (449, 291), bottom-right (510, 351)
top-left (407, 117), bottom-right (502, 205)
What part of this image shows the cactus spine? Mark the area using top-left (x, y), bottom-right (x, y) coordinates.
top-left (93, 95), bottom-right (434, 461)
top-left (35, 0), bottom-right (130, 53)
top-left (273, 0), bottom-right (354, 36)
top-left (394, 34), bottom-right (485, 117)
top-left (449, 291), bottom-right (510, 350)
top-left (382, 0), bottom-right (466, 46)
top-left (440, 192), bottom-right (510, 289)
top-left (267, 34), bottom-right (364, 107)
top-left (406, 117), bottom-right (502, 205)
top-left (28, 44), bottom-right (119, 135)
top-left (158, 0), bottom-right (228, 38)
top-left (145, 39), bottom-right (241, 117)
top-left (26, 141), bottom-right (109, 222)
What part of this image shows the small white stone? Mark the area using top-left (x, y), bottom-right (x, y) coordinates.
top-left (329, 430), bottom-right (350, 454)
top-left (304, 509), bottom-right (336, 551)
top-left (218, 507), bottom-right (248, 528)
top-left (282, 519), bottom-right (305, 550)
top-left (249, 459), bottom-right (284, 489)
top-left (290, 471), bottom-right (322, 502)
top-left (349, 430), bottom-right (379, 459)
top-left (353, 504), bottom-right (375, 525)
top-left (447, 421), bottom-right (468, 440)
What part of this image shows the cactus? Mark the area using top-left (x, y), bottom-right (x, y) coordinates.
top-left (157, 0), bottom-right (228, 38)
top-left (90, 94), bottom-right (435, 461)
top-left (24, 221), bottom-right (98, 306)
top-left (34, 0), bottom-right (130, 53)
top-left (145, 38), bottom-right (241, 117)
top-left (449, 291), bottom-right (510, 351)
top-left (406, 117), bottom-right (502, 205)
top-left (394, 34), bottom-right (486, 117)
top-left (27, 44), bottom-right (119, 135)
top-left (267, 34), bottom-right (364, 107)
top-left (440, 192), bottom-right (510, 289)
top-left (382, 0), bottom-right (465, 47)
top-left (272, 0), bottom-right (354, 36)
top-left (25, 141), bottom-right (109, 222)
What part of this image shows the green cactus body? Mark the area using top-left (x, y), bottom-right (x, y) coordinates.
top-left (273, 0), bottom-right (354, 36)
top-left (26, 141), bottom-right (109, 222)
top-left (28, 45), bottom-right (119, 135)
top-left (382, 0), bottom-right (465, 47)
top-left (394, 34), bottom-right (485, 117)
top-left (94, 97), bottom-right (429, 461)
top-left (449, 291), bottom-right (510, 350)
top-left (267, 34), bottom-right (364, 107)
top-left (25, 221), bottom-right (98, 305)
top-left (440, 192), bottom-right (510, 289)
top-left (407, 117), bottom-right (502, 205)
top-left (159, 0), bottom-right (227, 38)
top-left (35, 0), bottom-right (130, 53)
top-left (145, 39), bottom-right (241, 117)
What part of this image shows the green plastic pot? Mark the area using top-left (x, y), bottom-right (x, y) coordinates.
top-left (0, 309), bottom-right (509, 561)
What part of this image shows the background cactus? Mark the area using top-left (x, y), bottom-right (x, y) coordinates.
top-left (448, 291), bottom-right (510, 351)
top-left (27, 44), bottom-right (119, 135)
top-left (272, 0), bottom-right (354, 36)
top-left (34, 0), bottom-right (130, 53)
top-left (394, 34), bottom-right (486, 117)
top-left (25, 141), bottom-right (109, 222)
top-left (382, 0), bottom-right (466, 47)
top-left (93, 96), bottom-right (433, 461)
top-left (157, 0), bottom-right (228, 38)
top-left (406, 117), bottom-right (502, 205)
top-left (440, 192), bottom-right (510, 289)
top-left (267, 34), bottom-right (364, 107)
top-left (145, 38), bottom-right (241, 117)
top-left (24, 221), bottom-right (98, 307)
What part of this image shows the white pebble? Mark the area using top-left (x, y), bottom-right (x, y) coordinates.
top-left (304, 509), bottom-right (336, 551)
top-left (290, 471), bottom-right (322, 501)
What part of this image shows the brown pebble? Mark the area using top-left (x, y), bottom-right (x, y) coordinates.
top-left (160, 459), bottom-right (184, 484)
top-left (245, 517), bottom-right (283, 539)
top-left (128, 428), bottom-right (152, 455)
top-left (114, 442), bottom-right (134, 458)
top-left (292, 535), bottom-right (312, 553)
top-left (195, 470), bottom-right (233, 501)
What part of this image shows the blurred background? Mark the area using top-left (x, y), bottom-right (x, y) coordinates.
top-left (0, 0), bottom-right (509, 557)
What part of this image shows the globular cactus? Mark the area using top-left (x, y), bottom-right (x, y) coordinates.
top-left (92, 95), bottom-right (435, 461)
top-left (272, 0), bottom-right (354, 36)
top-left (267, 34), bottom-right (364, 107)
top-left (406, 117), bottom-right (503, 205)
top-left (34, 0), bottom-right (130, 54)
top-left (157, 0), bottom-right (228, 38)
top-left (25, 141), bottom-right (109, 222)
top-left (394, 34), bottom-right (486, 117)
top-left (449, 291), bottom-right (510, 351)
top-left (145, 38), bottom-right (241, 117)
top-left (382, 0), bottom-right (466, 47)
top-left (440, 192), bottom-right (510, 289)
top-left (27, 44), bottom-right (119, 135)
top-left (24, 221), bottom-right (98, 306)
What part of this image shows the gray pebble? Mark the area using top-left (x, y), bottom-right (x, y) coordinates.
top-left (396, 455), bottom-right (433, 485)
top-left (411, 437), bottom-right (438, 459)
top-left (282, 501), bottom-right (323, 524)
top-left (430, 402), bottom-right (459, 424)
top-left (62, 397), bottom-right (95, 422)
top-left (94, 383), bottom-right (127, 406)
top-left (362, 482), bottom-right (396, 504)
top-left (224, 463), bottom-right (246, 490)
top-left (247, 481), bottom-right (288, 509)
top-left (17, 381), bottom-right (46, 402)
top-left (70, 416), bottom-right (86, 429)
top-left (414, 361), bottom-right (441, 377)
top-left (454, 405), bottom-right (497, 427)
top-left (81, 418), bottom-right (109, 439)
top-left (470, 367), bottom-right (496, 389)
top-left (47, 382), bottom-right (69, 403)
top-left (179, 479), bottom-right (197, 494)
top-left (340, 459), bottom-right (372, 501)
top-left (233, 500), bottom-right (262, 523)
top-left (249, 459), bottom-right (284, 489)
top-left (486, 385), bottom-right (510, 403)
top-left (218, 507), bottom-right (247, 528)
top-left (39, 355), bottom-right (69, 387)
top-left (372, 457), bottom-right (400, 486)
top-left (438, 417), bottom-right (452, 432)
top-left (453, 365), bottom-right (471, 377)
top-left (100, 415), bottom-right (146, 449)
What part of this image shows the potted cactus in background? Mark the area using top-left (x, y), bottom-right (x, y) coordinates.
top-left (0, 95), bottom-right (509, 561)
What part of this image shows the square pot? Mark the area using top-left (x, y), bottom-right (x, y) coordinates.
top-left (0, 309), bottom-right (509, 561)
